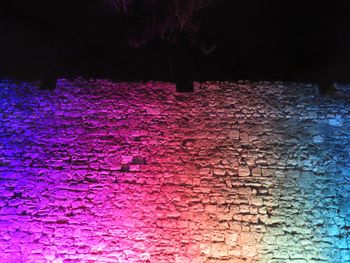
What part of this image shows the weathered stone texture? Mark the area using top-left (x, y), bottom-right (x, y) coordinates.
top-left (0, 80), bottom-right (349, 262)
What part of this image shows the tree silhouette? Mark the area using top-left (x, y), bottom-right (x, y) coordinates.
top-left (102, 0), bottom-right (131, 14)
top-left (101, 0), bottom-right (216, 91)
top-left (102, 0), bottom-right (213, 47)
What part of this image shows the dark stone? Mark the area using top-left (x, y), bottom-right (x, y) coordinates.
top-left (318, 81), bottom-right (335, 96)
top-left (56, 219), bottom-right (69, 224)
top-left (121, 164), bottom-right (130, 172)
top-left (132, 156), bottom-right (146, 165)
top-left (176, 80), bottom-right (194, 92)
top-left (40, 75), bottom-right (57, 90)
top-left (12, 192), bottom-right (22, 199)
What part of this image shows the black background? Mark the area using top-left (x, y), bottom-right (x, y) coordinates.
top-left (1, 1), bottom-right (350, 85)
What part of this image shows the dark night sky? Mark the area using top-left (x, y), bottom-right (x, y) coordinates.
top-left (1, 1), bottom-right (350, 83)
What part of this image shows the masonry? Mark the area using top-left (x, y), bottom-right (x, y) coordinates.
top-left (0, 80), bottom-right (349, 262)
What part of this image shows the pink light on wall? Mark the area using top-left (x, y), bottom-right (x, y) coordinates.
top-left (1, 80), bottom-right (349, 262)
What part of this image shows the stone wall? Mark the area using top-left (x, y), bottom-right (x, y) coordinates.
top-left (0, 80), bottom-right (349, 262)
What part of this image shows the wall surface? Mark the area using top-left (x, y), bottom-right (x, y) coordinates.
top-left (0, 80), bottom-right (350, 263)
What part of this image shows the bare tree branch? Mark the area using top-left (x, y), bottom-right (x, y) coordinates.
top-left (101, 0), bottom-right (214, 45)
top-left (102, 0), bottom-right (131, 13)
